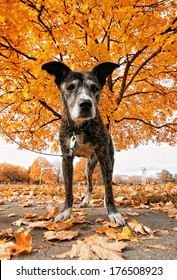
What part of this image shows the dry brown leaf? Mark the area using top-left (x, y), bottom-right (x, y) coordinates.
top-left (55, 217), bottom-right (75, 230)
top-left (0, 242), bottom-right (14, 260)
top-left (0, 199), bottom-right (6, 205)
top-left (12, 218), bottom-right (30, 227)
top-left (125, 211), bottom-right (140, 216)
top-left (95, 217), bottom-right (105, 223)
top-left (19, 200), bottom-right (33, 207)
top-left (167, 208), bottom-right (177, 218)
top-left (73, 208), bottom-right (87, 216)
top-left (34, 215), bottom-right (50, 221)
top-left (28, 220), bottom-right (55, 230)
top-left (128, 220), bottom-right (153, 235)
top-left (147, 244), bottom-right (170, 251)
top-left (24, 212), bottom-right (36, 219)
top-left (172, 227), bottom-right (177, 232)
top-left (53, 234), bottom-right (127, 260)
top-left (0, 228), bottom-right (13, 238)
top-left (10, 230), bottom-right (32, 255)
top-left (74, 215), bottom-right (88, 224)
top-left (8, 213), bottom-right (16, 217)
top-left (156, 229), bottom-right (169, 235)
top-left (44, 230), bottom-right (78, 241)
top-left (46, 204), bottom-right (59, 219)
top-left (95, 227), bottom-right (112, 234)
top-left (102, 221), bottom-right (119, 228)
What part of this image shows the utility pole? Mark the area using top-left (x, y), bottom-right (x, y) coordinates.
top-left (141, 167), bottom-right (148, 185)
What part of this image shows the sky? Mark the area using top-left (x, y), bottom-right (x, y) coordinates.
top-left (0, 139), bottom-right (177, 176)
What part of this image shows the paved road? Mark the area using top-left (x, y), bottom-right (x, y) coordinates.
top-left (0, 201), bottom-right (177, 260)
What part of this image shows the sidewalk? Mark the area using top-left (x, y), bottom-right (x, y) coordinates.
top-left (0, 200), bottom-right (177, 260)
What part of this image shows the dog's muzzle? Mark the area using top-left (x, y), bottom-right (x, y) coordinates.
top-left (78, 99), bottom-right (93, 117)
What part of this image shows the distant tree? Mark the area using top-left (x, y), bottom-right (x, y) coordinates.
top-left (0, 163), bottom-right (29, 183)
top-left (157, 169), bottom-right (174, 183)
top-left (74, 158), bottom-right (100, 184)
top-left (29, 157), bottom-right (55, 184)
top-left (126, 175), bottom-right (142, 185)
top-left (113, 175), bottom-right (126, 185)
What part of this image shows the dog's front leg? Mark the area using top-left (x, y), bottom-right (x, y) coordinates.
top-left (54, 156), bottom-right (73, 222)
top-left (96, 151), bottom-right (125, 225)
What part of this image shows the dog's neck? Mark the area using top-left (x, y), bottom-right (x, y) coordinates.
top-left (62, 110), bottom-right (92, 134)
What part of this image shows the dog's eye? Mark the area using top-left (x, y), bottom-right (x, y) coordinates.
top-left (91, 84), bottom-right (98, 93)
top-left (67, 84), bottom-right (75, 91)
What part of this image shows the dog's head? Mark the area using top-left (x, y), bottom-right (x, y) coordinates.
top-left (42, 61), bottom-right (119, 124)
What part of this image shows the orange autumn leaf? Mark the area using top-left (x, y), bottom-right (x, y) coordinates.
top-left (10, 230), bottom-right (32, 255)
top-left (46, 204), bottom-right (60, 219)
top-left (96, 226), bottom-right (132, 241)
top-left (24, 212), bottom-right (36, 219)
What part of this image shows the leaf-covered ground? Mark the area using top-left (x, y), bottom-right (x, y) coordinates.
top-left (0, 183), bottom-right (177, 260)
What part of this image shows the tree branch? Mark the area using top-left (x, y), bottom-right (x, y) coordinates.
top-left (115, 117), bottom-right (177, 132)
top-left (1, 37), bottom-right (37, 61)
top-left (116, 46), bottom-right (148, 105)
top-left (38, 99), bottom-right (62, 119)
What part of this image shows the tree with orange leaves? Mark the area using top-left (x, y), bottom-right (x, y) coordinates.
top-left (29, 157), bottom-right (55, 184)
top-left (0, 0), bottom-right (177, 153)
top-left (74, 158), bottom-right (100, 184)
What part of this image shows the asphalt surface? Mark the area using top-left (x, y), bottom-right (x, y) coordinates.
top-left (0, 200), bottom-right (177, 260)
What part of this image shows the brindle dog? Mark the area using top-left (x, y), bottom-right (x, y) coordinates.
top-left (42, 61), bottom-right (125, 225)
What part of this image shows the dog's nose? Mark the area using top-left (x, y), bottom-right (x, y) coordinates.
top-left (79, 100), bottom-right (92, 110)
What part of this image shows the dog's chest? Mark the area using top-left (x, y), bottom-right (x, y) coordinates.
top-left (67, 133), bottom-right (95, 158)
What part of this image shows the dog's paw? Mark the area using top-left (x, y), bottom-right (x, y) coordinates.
top-left (108, 212), bottom-right (125, 226)
top-left (80, 193), bottom-right (91, 208)
top-left (54, 208), bottom-right (72, 222)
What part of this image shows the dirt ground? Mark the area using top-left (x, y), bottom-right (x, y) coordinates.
top-left (1, 200), bottom-right (177, 260)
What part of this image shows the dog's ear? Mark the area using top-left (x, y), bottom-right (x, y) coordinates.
top-left (42, 61), bottom-right (71, 85)
top-left (92, 62), bottom-right (119, 87)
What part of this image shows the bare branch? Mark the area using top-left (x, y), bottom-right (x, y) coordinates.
top-left (115, 117), bottom-right (177, 132)
top-left (38, 99), bottom-right (62, 119)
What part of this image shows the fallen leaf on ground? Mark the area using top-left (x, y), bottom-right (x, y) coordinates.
top-left (156, 229), bottom-right (169, 235)
top-left (0, 242), bottom-right (14, 260)
top-left (96, 226), bottom-right (132, 241)
top-left (53, 234), bottom-right (127, 260)
top-left (128, 220), bottom-right (154, 235)
top-left (28, 220), bottom-right (56, 230)
top-left (44, 230), bottom-right (78, 241)
top-left (167, 208), bottom-right (177, 218)
top-left (10, 230), bottom-right (32, 255)
top-left (55, 217), bottom-right (75, 230)
top-left (102, 221), bottom-right (119, 228)
top-left (95, 217), bottom-right (105, 223)
top-left (24, 212), bottom-right (36, 219)
top-left (147, 244), bottom-right (170, 251)
top-left (125, 211), bottom-right (140, 216)
top-left (73, 208), bottom-right (87, 216)
top-left (12, 218), bottom-right (30, 227)
top-left (0, 199), bottom-right (6, 205)
top-left (0, 228), bottom-right (13, 238)
top-left (73, 215), bottom-right (88, 224)
top-left (46, 204), bottom-right (59, 219)
top-left (19, 200), bottom-right (33, 207)
top-left (8, 213), bottom-right (16, 217)
top-left (171, 227), bottom-right (177, 232)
